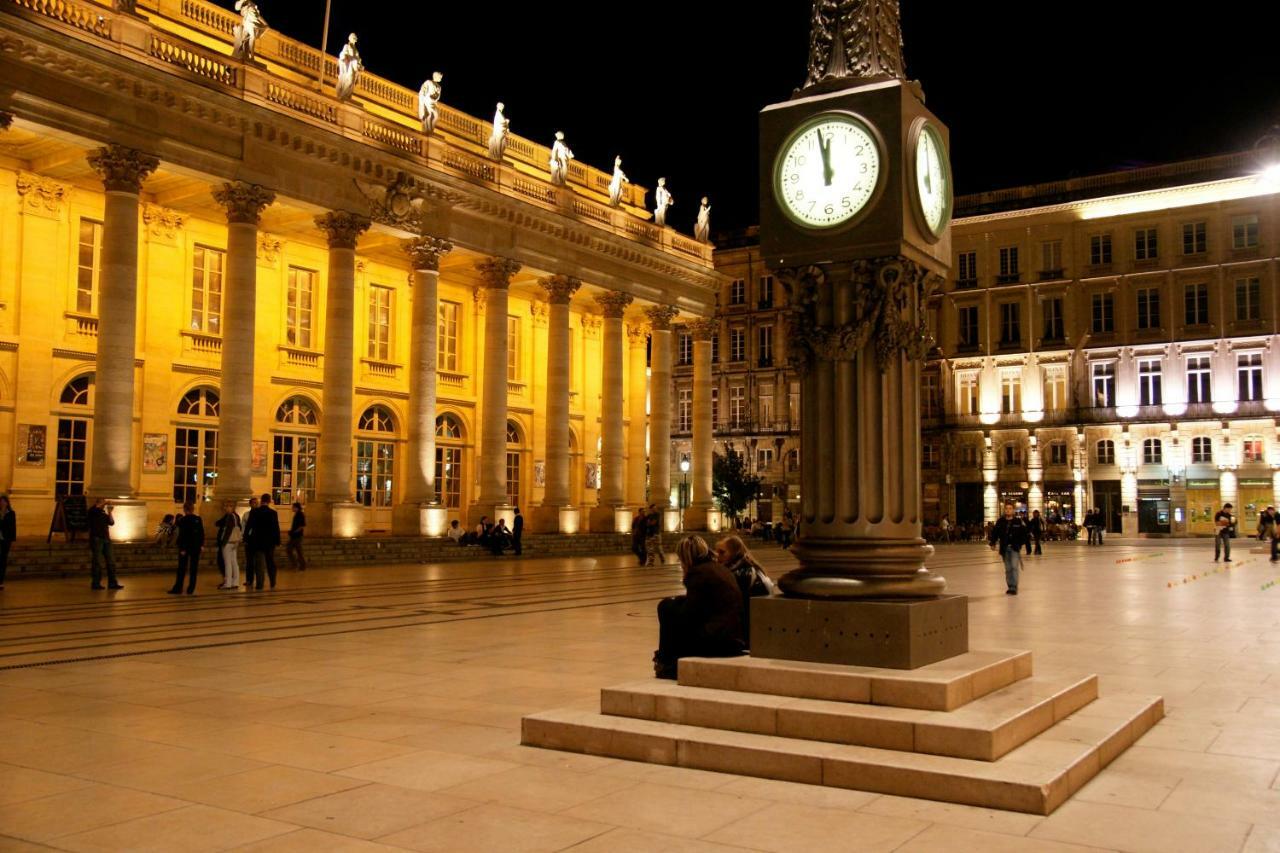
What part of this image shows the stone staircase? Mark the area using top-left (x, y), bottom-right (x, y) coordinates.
top-left (522, 651), bottom-right (1163, 815)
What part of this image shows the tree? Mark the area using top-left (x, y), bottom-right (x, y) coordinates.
top-left (713, 449), bottom-right (763, 522)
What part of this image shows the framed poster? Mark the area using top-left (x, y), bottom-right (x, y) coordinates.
top-left (585, 462), bottom-right (600, 490)
top-left (251, 440), bottom-right (268, 475)
top-left (534, 461), bottom-right (546, 488)
top-left (15, 424), bottom-right (46, 467)
top-left (143, 432), bottom-right (168, 473)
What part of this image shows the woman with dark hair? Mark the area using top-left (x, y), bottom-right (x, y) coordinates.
top-left (653, 535), bottom-right (745, 679)
top-left (714, 534), bottom-right (774, 647)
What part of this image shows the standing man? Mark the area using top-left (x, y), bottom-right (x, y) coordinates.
top-left (512, 507), bottom-right (524, 556)
top-left (87, 498), bottom-right (122, 590)
top-left (631, 508), bottom-right (647, 565)
top-left (988, 502), bottom-right (1029, 595)
top-left (1259, 506), bottom-right (1276, 542)
top-left (286, 502), bottom-right (306, 571)
top-left (1028, 509), bottom-right (1044, 556)
top-left (169, 502), bottom-right (204, 595)
top-left (241, 495), bottom-right (259, 586)
top-left (245, 494), bottom-right (281, 590)
top-left (1214, 502), bottom-right (1234, 563)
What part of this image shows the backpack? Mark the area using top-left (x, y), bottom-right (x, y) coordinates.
top-left (226, 514), bottom-right (243, 544)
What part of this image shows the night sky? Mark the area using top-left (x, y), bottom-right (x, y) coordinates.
top-left (223, 1), bottom-right (1280, 233)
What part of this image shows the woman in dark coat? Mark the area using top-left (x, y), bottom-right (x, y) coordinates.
top-left (715, 534), bottom-right (774, 649)
top-left (653, 535), bottom-right (745, 679)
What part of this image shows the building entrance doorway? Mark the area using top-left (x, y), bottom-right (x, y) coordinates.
top-left (1093, 480), bottom-right (1123, 533)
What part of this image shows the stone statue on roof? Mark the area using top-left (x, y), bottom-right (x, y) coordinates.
top-left (231, 0), bottom-right (268, 62)
top-left (418, 72), bottom-right (443, 134)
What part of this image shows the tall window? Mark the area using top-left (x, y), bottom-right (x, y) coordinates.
top-left (1184, 283), bottom-right (1209, 325)
top-left (959, 445), bottom-right (979, 467)
top-left (1238, 352), bottom-right (1263, 402)
top-left (56, 375), bottom-right (93, 498)
top-left (922, 444), bottom-right (939, 468)
top-left (1235, 277), bottom-right (1261, 321)
top-left (998, 302), bottom-right (1020, 347)
top-left (711, 330), bottom-right (720, 363)
top-left (1096, 440), bottom-right (1115, 465)
top-left (1049, 442), bottom-right (1069, 465)
top-left (1092, 362), bottom-right (1116, 407)
top-left (757, 447), bottom-right (775, 470)
top-left (1090, 234), bottom-right (1112, 265)
top-left (437, 301), bottom-right (459, 372)
top-left (958, 372), bottom-right (979, 415)
top-left (958, 305), bottom-right (979, 348)
top-left (759, 391), bottom-right (774, 426)
top-left (273, 397), bottom-right (319, 505)
top-left (1232, 215), bottom-right (1259, 250)
top-left (1243, 435), bottom-right (1265, 463)
top-left (711, 388), bottom-right (719, 427)
top-left (957, 251), bottom-right (977, 285)
top-left (678, 330), bottom-right (693, 365)
top-left (1003, 443), bottom-right (1021, 466)
top-left (1191, 436), bottom-right (1213, 463)
top-left (730, 328), bottom-right (745, 362)
top-left (758, 325), bottom-right (774, 365)
top-left (922, 373), bottom-right (941, 418)
top-left (1182, 221), bottom-right (1207, 255)
top-left (76, 218), bottom-right (102, 314)
top-left (434, 414), bottom-right (464, 508)
top-left (1042, 297), bottom-right (1064, 341)
top-left (356, 405), bottom-right (396, 510)
top-left (759, 275), bottom-right (775, 306)
top-left (790, 381), bottom-right (800, 428)
top-left (730, 386), bottom-right (746, 427)
top-left (507, 316), bottom-right (521, 381)
top-left (1040, 240), bottom-right (1062, 275)
top-left (729, 278), bottom-right (746, 305)
top-left (998, 246), bottom-right (1019, 281)
top-left (1187, 355), bottom-right (1212, 404)
top-left (678, 388), bottom-right (692, 431)
top-left (1136, 287), bottom-right (1160, 330)
top-left (1134, 227), bottom-right (1158, 261)
top-left (190, 246), bottom-right (224, 334)
top-left (367, 285), bottom-right (393, 361)
top-left (286, 267), bottom-right (316, 348)
top-left (1142, 438), bottom-right (1163, 465)
top-left (505, 421), bottom-right (522, 508)
top-left (173, 387), bottom-right (219, 504)
top-left (1043, 368), bottom-right (1067, 411)
top-left (1091, 292), bottom-right (1114, 333)
top-left (1000, 371), bottom-right (1021, 415)
top-left (1138, 359), bottom-right (1162, 406)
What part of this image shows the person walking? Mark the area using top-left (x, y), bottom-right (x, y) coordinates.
top-left (1028, 509), bottom-right (1044, 556)
top-left (215, 500), bottom-right (242, 590)
top-left (244, 493), bottom-right (280, 590)
top-left (1214, 503), bottom-right (1234, 563)
top-left (286, 502), bottom-right (306, 570)
top-left (169, 502), bottom-right (204, 595)
top-left (87, 497), bottom-right (122, 590)
top-left (644, 504), bottom-right (665, 566)
top-left (631, 508), bottom-right (646, 565)
top-left (1260, 506), bottom-right (1276, 542)
top-left (512, 507), bottom-right (524, 556)
top-left (0, 496), bottom-right (15, 590)
top-left (989, 501), bottom-right (1029, 595)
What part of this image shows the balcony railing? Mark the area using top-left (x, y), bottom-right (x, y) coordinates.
top-left (1038, 269), bottom-right (1065, 281)
top-left (995, 273), bottom-right (1021, 285)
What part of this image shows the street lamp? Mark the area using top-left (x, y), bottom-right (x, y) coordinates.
top-left (679, 455), bottom-right (691, 510)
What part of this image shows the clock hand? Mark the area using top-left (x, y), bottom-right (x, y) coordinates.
top-left (818, 133), bottom-right (834, 187)
top-left (924, 157), bottom-right (932, 194)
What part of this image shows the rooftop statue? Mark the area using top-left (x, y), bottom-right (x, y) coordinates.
top-left (694, 196), bottom-right (711, 243)
top-left (549, 131), bottom-right (574, 186)
top-left (335, 33), bottom-right (363, 101)
top-left (654, 177), bottom-right (673, 226)
top-left (489, 102), bottom-right (510, 161)
top-left (230, 0), bottom-right (267, 62)
top-left (418, 71), bottom-right (443, 134)
top-left (608, 156), bottom-right (628, 207)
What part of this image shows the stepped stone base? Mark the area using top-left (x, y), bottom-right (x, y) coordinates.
top-left (522, 650), bottom-right (1163, 815)
top-left (751, 594), bottom-right (969, 669)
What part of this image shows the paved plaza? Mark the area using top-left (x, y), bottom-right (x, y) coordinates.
top-left (1, 540), bottom-right (1280, 852)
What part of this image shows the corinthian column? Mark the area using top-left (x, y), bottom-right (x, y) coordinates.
top-left (471, 256), bottom-right (522, 524)
top-left (590, 290), bottom-right (633, 532)
top-left (533, 275), bottom-right (581, 532)
top-left (86, 144), bottom-right (158, 541)
top-left (312, 210), bottom-right (371, 538)
top-left (685, 317), bottom-right (718, 531)
top-left (210, 182), bottom-right (274, 511)
top-left (646, 306), bottom-right (679, 529)
top-left (394, 235), bottom-right (453, 536)
top-left (626, 321), bottom-right (650, 507)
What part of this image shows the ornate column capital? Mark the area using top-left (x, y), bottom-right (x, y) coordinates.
top-left (212, 182), bottom-right (276, 226)
top-left (15, 172), bottom-right (67, 217)
top-left (0, 111), bottom-right (12, 132)
top-left (644, 305), bottom-right (679, 331)
top-left (581, 315), bottom-right (603, 340)
top-left (687, 318), bottom-right (718, 341)
top-left (538, 274), bottom-right (581, 305)
top-left (403, 235), bottom-right (453, 272)
top-left (475, 256), bottom-right (522, 290)
top-left (627, 322), bottom-right (650, 347)
top-left (314, 211), bottom-right (371, 249)
top-left (530, 300), bottom-right (550, 328)
top-left (87, 144), bottom-right (158, 193)
top-left (595, 290), bottom-right (634, 319)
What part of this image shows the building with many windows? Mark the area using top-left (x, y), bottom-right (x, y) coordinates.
top-left (923, 149), bottom-right (1280, 536)
top-left (0, 0), bottom-right (722, 539)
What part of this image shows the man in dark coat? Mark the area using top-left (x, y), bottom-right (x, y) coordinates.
top-left (244, 493), bottom-right (281, 590)
top-left (169, 501), bottom-right (204, 595)
top-left (1027, 509), bottom-right (1044, 556)
top-left (511, 507), bottom-right (524, 556)
top-left (989, 502), bottom-right (1029, 595)
top-left (654, 536), bottom-right (745, 679)
top-left (87, 498), bottom-right (122, 590)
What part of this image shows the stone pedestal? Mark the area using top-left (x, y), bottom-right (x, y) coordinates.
top-left (309, 502), bottom-right (366, 539)
top-left (681, 506), bottom-right (723, 534)
top-left (663, 508), bottom-right (683, 533)
top-left (532, 505), bottom-right (579, 534)
top-left (104, 499), bottom-right (150, 543)
top-left (589, 505), bottom-right (633, 534)
top-left (392, 503), bottom-right (448, 537)
top-left (750, 595), bottom-right (969, 670)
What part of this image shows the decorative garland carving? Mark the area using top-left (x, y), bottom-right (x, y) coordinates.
top-left (15, 172), bottom-right (67, 216)
top-left (804, 0), bottom-right (905, 88)
top-left (581, 315), bottom-right (603, 340)
top-left (626, 322), bottom-right (650, 346)
top-left (142, 203), bottom-right (187, 238)
top-left (257, 233), bottom-right (282, 262)
top-left (529, 300), bottom-right (549, 327)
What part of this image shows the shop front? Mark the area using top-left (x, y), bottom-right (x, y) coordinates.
top-left (1186, 479), bottom-right (1220, 536)
top-left (1043, 482), bottom-right (1076, 523)
top-left (1237, 479), bottom-right (1274, 537)
top-left (998, 484), bottom-right (1028, 514)
top-left (1137, 479), bottom-right (1171, 535)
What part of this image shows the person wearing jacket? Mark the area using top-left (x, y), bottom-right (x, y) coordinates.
top-left (988, 502), bottom-right (1029, 595)
top-left (244, 494), bottom-right (281, 590)
top-left (215, 500), bottom-right (242, 590)
top-left (87, 498), bottom-right (122, 590)
top-left (653, 535), bottom-right (745, 679)
top-left (0, 496), bottom-right (15, 589)
top-left (286, 502), bottom-right (306, 570)
top-left (168, 502), bottom-right (204, 595)
top-left (714, 534), bottom-right (773, 649)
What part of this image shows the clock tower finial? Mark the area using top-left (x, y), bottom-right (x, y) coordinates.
top-left (804, 0), bottom-right (906, 91)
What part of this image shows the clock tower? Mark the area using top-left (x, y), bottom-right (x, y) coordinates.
top-left (752, 0), bottom-right (966, 668)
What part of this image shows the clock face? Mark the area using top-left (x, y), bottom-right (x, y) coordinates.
top-left (913, 123), bottom-right (951, 238)
top-left (774, 113), bottom-right (882, 229)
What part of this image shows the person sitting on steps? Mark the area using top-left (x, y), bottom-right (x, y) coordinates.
top-left (653, 535), bottom-right (745, 680)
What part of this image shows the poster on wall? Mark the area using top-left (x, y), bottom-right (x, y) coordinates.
top-left (142, 433), bottom-right (168, 473)
top-left (534, 461), bottom-right (545, 488)
top-left (251, 440), bottom-right (268, 475)
top-left (585, 462), bottom-right (600, 490)
top-left (15, 424), bottom-right (46, 467)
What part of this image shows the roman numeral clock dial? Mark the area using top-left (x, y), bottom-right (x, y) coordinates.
top-left (774, 113), bottom-right (882, 230)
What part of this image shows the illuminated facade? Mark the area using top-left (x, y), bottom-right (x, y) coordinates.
top-left (924, 150), bottom-right (1280, 536)
top-left (0, 0), bottom-right (722, 539)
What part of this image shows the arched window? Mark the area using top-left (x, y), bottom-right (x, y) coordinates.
top-left (273, 396), bottom-right (319, 504)
top-left (276, 396), bottom-right (318, 426)
top-left (435, 413), bottom-right (465, 508)
top-left (435, 413), bottom-right (463, 439)
top-left (359, 405), bottom-right (395, 433)
top-left (173, 387), bottom-right (219, 504)
top-left (1142, 438), bottom-right (1163, 465)
top-left (506, 420), bottom-right (523, 508)
top-left (177, 387), bottom-right (220, 418)
top-left (56, 374), bottom-right (94, 497)
top-left (356, 406), bottom-right (396, 520)
top-left (1096, 440), bottom-right (1115, 465)
top-left (60, 374), bottom-right (93, 406)
top-left (506, 421), bottom-right (521, 445)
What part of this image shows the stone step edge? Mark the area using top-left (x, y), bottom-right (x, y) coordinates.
top-left (521, 693), bottom-right (1163, 815)
top-left (601, 672), bottom-right (1099, 761)
top-left (677, 649), bottom-right (1034, 711)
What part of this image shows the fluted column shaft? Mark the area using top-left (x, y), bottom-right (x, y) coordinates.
top-left (314, 211), bottom-right (371, 503)
top-left (86, 145), bottom-right (158, 499)
top-left (596, 292), bottom-right (633, 507)
top-left (476, 258), bottom-right (521, 506)
top-left (690, 318), bottom-right (716, 511)
top-left (402, 237), bottom-right (452, 504)
top-left (646, 306), bottom-right (678, 506)
top-left (626, 323), bottom-right (649, 506)
top-left (212, 183), bottom-right (274, 501)
top-left (540, 276), bottom-right (580, 507)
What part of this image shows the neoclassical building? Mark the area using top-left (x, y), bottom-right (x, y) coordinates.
top-left (0, 0), bottom-right (725, 539)
top-left (925, 149), bottom-right (1280, 536)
